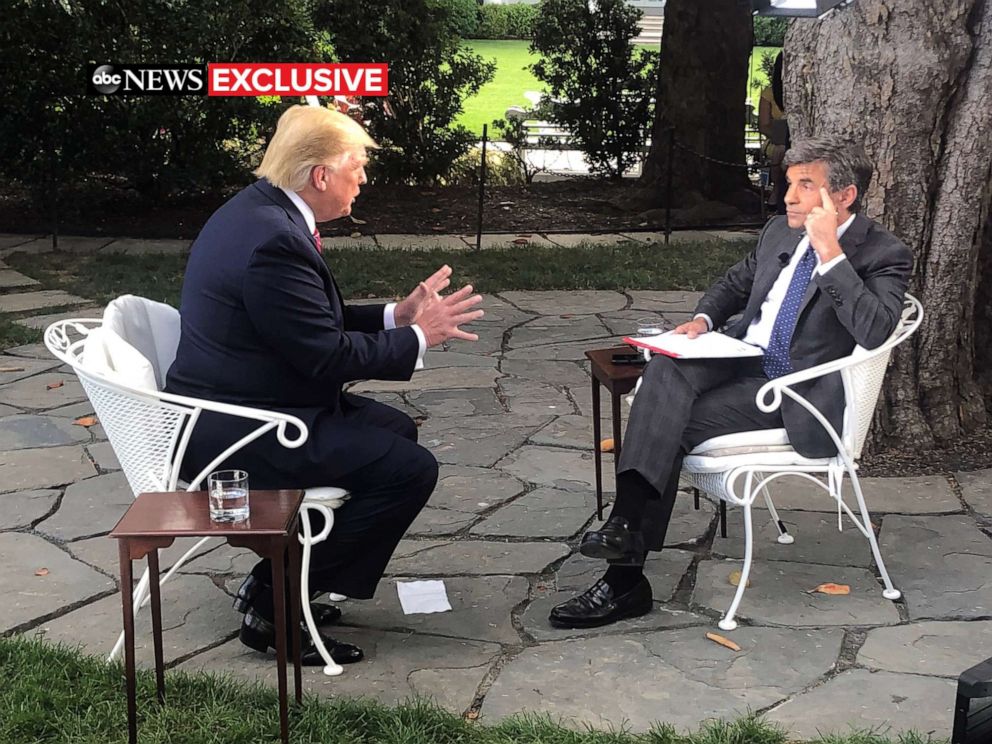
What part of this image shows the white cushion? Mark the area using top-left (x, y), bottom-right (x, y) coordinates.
top-left (82, 326), bottom-right (158, 392)
top-left (104, 295), bottom-right (181, 389)
top-left (690, 428), bottom-right (792, 457)
top-left (304, 487), bottom-right (350, 509)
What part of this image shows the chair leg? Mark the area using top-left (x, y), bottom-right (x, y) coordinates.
top-left (848, 470), bottom-right (901, 600)
top-left (299, 505), bottom-right (343, 677)
top-left (759, 486), bottom-right (794, 545)
top-left (719, 501), bottom-right (754, 631)
top-left (693, 487), bottom-right (700, 511)
top-left (719, 500), bottom-right (727, 538)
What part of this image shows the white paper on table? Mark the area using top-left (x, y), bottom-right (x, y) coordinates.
top-left (623, 331), bottom-right (763, 359)
top-left (396, 580), bottom-right (452, 615)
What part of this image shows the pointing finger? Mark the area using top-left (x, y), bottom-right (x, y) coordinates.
top-left (820, 187), bottom-right (837, 214)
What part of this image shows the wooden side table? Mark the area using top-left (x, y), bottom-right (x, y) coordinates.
top-left (585, 346), bottom-right (645, 519)
top-left (110, 489), bottom-right (305, 744)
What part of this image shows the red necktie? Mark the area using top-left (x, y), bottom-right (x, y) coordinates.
top-left (312, 227), bottom-right (323, 253)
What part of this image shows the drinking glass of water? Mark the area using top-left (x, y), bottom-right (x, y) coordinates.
top-left (208, 469), bottom-right (250, 523)
top-left (635, 316), bottom-right (664, 336)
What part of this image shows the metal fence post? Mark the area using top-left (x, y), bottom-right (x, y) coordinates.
top-left (476, 123), bottom-right (488, 252)
top-left (665, 126), bottom-right (675, 245)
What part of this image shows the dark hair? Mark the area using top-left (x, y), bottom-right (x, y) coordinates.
top-left (771, 51), bottom-right (784, 112)
top-left (782, 137), bottom-right (873, 212)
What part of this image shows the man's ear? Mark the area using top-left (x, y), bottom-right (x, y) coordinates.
top-left (838, 184), bottom-right (857, 211)
top-left (311, 165), bottom-right (327, 192)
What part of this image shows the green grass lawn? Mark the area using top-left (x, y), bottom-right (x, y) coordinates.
top-left (0, 636), bottom-right (945, 744)
top-left (457, 41), bottom-right (782, 136)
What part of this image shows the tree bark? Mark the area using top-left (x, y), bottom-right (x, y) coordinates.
top-left (640, 0), bottom-right (754, 204)
top-left (785, 0), bottom-right (992, 449)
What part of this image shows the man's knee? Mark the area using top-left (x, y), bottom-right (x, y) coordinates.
top-left (643, 354), bottom-right (679, 386)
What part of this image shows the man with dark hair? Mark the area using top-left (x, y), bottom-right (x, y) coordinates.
top-left (549, 137), bottom-right (913, 629)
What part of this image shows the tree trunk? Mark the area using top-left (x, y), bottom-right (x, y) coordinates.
top-left (785, 0), bottom-right (992, 449)
top-left (640, 0), bottom-right (754, 204)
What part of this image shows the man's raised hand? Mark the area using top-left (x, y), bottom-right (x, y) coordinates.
top-left (805, 187), bottom-right (843, 262)
top-left (416, 283), bottom-right (484, 347)
top-left (394, 265), bottom-right (453, 327)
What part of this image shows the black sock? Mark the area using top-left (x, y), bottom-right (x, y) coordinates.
top-left (603, 564), bottom-right (644, 594)
top-left (610, 470), bottom-right (660, 530)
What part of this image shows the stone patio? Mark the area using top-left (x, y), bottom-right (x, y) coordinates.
top-left (1, 242), bottom-right (988, 741)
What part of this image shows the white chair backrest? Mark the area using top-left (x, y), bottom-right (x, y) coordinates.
top-left (841, 294), bottom-right (922, 458)
top-left (46, 318), bottom-right (194, 498)
top-left (103, 295), bottom-right (181, 389)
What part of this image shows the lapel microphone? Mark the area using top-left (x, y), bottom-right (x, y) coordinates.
top-left (777, 252), bottom-right (790, 267)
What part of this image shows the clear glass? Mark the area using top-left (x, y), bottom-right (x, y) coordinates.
top-left (635, 316), bottom-right (664, 336)
top-left (208, 469), bottom-right (250, 523)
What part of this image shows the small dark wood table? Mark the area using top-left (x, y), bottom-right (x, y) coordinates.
top-left (110, 489), bottom-right (305, 744)
top-left (585, 346), bottom-right (646, 519)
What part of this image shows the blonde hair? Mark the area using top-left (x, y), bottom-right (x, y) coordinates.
top-left (255, 105), bottom-right (378, 191)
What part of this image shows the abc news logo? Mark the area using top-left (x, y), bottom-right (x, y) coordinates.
top-left (88, 64), bottom-right (206, 95)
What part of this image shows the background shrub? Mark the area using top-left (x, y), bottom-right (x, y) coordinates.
top-left (531, 0), bottom-right (657, 179)
top-left (323, 0), bottom-right (495, 184)
top-left (753, 16), bottom-right (786, 46)
top-left (0, 0), bottom-right (332, 209)
top-left (436, 0), bottom-right (481, 37)
top-left (476, 3), bottom-right (538, 39)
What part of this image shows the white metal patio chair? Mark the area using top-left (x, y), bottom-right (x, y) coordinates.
top-left (45, 295), bottom-right (349, 676)
top-left (631, 294), bottom-right (922, 630)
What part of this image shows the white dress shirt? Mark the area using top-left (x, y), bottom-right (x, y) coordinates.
top-left (280, 188), bottom-right (427, 367)
top-left (696, 214), bottom-right (855, 350)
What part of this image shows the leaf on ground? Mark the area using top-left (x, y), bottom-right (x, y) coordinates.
top-left (349, 232), bottom-right (363, 239)
top-left (599, 437), bottom-right (615, 453)
top-left (706, 632), bottom-right (741, 652)
top-left (46, 381), bottom-right (64, 390)
top-left (728, 570), bottom-right (751, 588)
top-left (464, 710), bottom-right (479, 721)
top-left (349, 216), bottom-right (367, 225)
top-left (559, 313), bottom-right (574, 319)
top-left (34, 568), bottom-right (49, 577)
top-left (811, 582), bottom-right (850, 595)
top-left (73, 416), bottom-right (98, 427)
top-left (512, 238), bottom-right (530, 245)
top-left (0, 366), bottom-right (25, 372)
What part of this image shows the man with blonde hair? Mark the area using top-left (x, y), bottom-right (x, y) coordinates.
top-left (167, 105), bottom-right (483, 664)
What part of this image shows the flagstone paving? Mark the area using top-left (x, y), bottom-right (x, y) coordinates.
top-left (1, 249), bottom-right (989, 741)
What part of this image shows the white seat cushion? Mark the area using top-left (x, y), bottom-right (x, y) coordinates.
top-left (304, 487), bottom-right (349, 509)
top-left (685, 428), bottom-right (831, 473)
top-left (690, 428), bottom-right (792, 457)
top-left (82, 326), bottom-right (158, 392)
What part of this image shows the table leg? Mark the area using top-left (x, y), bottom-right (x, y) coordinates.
top-left (612, 391), bottom-right (623, 463)
top-left (118, 540), bottom-right (138, 744)
top-left (147, 549), bottom-right (166, 704)
top-left (591, 376), bottom-right (603, 520)
top-left (272, 546), bottom-right (289, 744)
top-left (287, 533), bottom-right (303, 704)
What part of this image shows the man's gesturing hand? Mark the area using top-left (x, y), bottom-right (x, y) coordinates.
top-left (805, 187), bottom-right (843, 263)
top-left (673, 318), bottom-right (709, 339)
top-left (415, 283), bottom-right (485, 347)
top-left (394, 265), bottom-right (453, 327)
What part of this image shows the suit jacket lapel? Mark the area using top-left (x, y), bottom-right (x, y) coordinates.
top-left (252, 179), bottom-right (345, 317)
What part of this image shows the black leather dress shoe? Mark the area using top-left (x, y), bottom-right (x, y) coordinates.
top-left (548, 576), bottom-right (653, 628)
top-left (233, 574), bottom-right (342, 625)
top-left (579, 516), bottom-right (645, 564)
top-left (239, 609), bottom-right (363, 665)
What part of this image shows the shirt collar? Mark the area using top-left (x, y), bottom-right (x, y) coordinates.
top-left (280, 187), bottom-right (316, 235)
top-left (798, 212), bottom-right (857, 256)
top-left (837, 212), bottom-right (856, 238)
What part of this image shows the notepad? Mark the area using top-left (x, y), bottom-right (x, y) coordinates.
top-left (623, 331), bottom-right (763, 359)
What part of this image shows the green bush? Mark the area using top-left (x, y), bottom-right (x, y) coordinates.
top-left (753, 16), bottom-right (786, 46)
top-left (325, 0), bottom-right (495, 184)
top-left (476, 3), bottom-right (538, 39)
top-left (444, 145), bottom-right (524, 186)
top-left (0, 0), bottom-right (333, 208)
top-left (436, 0), bottom-right (481, 37)
top-left (531, 0), bottom-right (657, 179)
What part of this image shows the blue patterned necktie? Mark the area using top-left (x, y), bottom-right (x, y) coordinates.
top-left (762, 245), bottom-right (817, 379)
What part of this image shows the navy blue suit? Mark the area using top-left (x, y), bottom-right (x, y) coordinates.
top-left (167, 179), bottom-right (437, 599)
